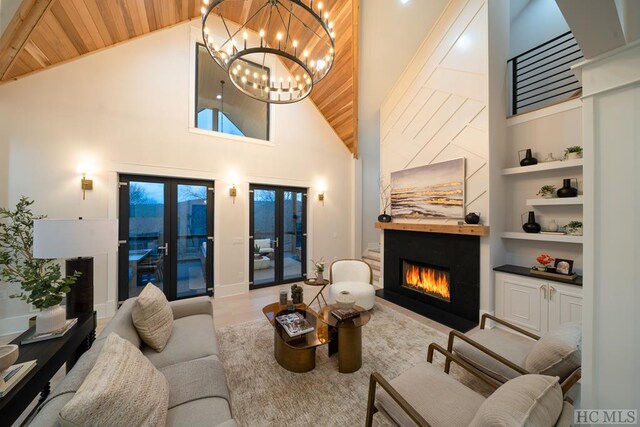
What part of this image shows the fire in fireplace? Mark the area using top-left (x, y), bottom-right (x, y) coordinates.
top-left (402, 261), bottom-right (451, 302)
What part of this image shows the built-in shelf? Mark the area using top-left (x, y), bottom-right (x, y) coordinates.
top-left (502, 159), bottom-right (583, 176)
top-left (526, 196), bottom-right (584, 206)
top-left (494, 264), bottom-right (582, 286)
top-left (375, 222), bottom-right (489, 236)
top-left (501, 232), bottom-right (583, 244)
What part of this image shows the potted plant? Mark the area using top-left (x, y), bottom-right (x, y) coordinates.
top-left (291, 284), bottom-right (303, 304)
top-left (534, 254), bottom-right (554, 271)
top-left (0, 197), bottom-right (80, 334)
top-left (378, 178), bottom-right (392, 223)
top-left (566, 220), bottom-right (583, 236)
top-left (536, 184), bottom-right (556, 199)
top-left (253, 244), bottom-right (262, 260)
top-left (311, 258), bottom-right (325, 281)
top-left (565, 146), bottom-right (583, 160)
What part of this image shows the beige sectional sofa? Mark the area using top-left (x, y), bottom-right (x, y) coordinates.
top-left (30, 296), bottom-right (235, 427)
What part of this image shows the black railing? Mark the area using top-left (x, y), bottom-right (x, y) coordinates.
top-left (508, 31), bottom-right (584, 115)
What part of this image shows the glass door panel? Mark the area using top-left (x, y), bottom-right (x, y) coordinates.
top-left (283, 190), bottom-right (304, 281)
top-left (176, 184), bottom-right (208, 298)
top-left (126, 181), bottom-right (167, 297)
top-left (251, 188), bottom-right (277, 286)
top-left (250, 185), bottom-right (306, 288)
top-left (119, 176), bottom-right (214, 302)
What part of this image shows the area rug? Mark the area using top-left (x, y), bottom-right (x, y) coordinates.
top-left (217, 303), bottom-right (492, 426)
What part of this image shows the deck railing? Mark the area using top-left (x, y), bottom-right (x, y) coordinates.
top-left (508, 31), bottom-right (584, 115)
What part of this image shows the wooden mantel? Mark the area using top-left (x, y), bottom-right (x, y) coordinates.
top-left (375, 222), bottom-right (490, 237)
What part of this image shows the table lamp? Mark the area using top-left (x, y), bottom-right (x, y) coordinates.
top-left (33, 219), bottom-right (118, 318)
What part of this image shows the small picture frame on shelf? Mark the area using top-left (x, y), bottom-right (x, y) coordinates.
top-left (554, 258), bottom-right (574, 275)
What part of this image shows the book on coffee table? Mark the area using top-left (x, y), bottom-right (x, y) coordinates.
top-left (331, 308), bottom-right (361, 321)
top-left (0, 360), bottom-right (37, 397)
top-left (20, 318), bottom-right (78, 345)
top-left (275, 312), bottom-right (314, 337)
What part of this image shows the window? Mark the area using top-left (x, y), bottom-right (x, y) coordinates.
top-left (195, 44), bottom-right (269, 140)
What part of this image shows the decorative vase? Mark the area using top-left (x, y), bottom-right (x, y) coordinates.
top-left (292, 292), bottom-right (303, 304)
top-left (519, 149), bottom-right (538, 166)
top-left (557, 178), bottom-right (578, 198)
top-left (542, 192), bottom-right (554, 199)
top-left (567, 226), bottom-right (583, 236)
top-left (36, 305), bottom-right (66, 334)
top-left (316, 271), bottom-right (324, 282)
top-left (335, 291), bottom-right (356, 309)
top-left (378, 213), bottom-right (392, 223)
top-left (546, 220), bottom-right (559, 232)
top-left (566, 152), bottom-right (581, 160)
top-left (0, 345), bottom-right (19, 386)
top-left (464, 212), bottom-right (480, 225)
top-left (522, 211), bottom-right (541, 233)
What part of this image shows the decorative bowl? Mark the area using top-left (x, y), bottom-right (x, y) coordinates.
top-left (335, 291), bottom-right (356, 309)
top-left (0, 344), bottom-right (19, 375)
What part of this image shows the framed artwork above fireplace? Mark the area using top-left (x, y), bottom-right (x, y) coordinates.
top-left (390, 158), bottom-right (465, 219)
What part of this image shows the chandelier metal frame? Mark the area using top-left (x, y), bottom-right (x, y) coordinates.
top-left (201, 0), bottom-right (336, 104)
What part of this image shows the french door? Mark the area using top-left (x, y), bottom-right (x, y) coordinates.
top-left (249, 185), bottom-right (307, 289)
top-left (118, 175), bottom-right (214, 302)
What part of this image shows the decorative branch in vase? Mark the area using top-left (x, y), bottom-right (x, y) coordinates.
top-left (311, 258), bottom-right (325, 282)
top-left (0, 197), bottom-right (81, 334)
top-left (378, 178), bottom-right (392, 223)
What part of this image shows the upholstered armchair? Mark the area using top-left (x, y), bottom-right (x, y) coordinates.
top-left (447, 314), bottom-right (582, 388)
top-left (328, 259), bottom-right (376, 310)
top-left (366, 343), bottom-right (576, 427)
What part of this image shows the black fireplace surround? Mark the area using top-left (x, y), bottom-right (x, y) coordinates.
top-left (377, 230), bottom-right (480, 332)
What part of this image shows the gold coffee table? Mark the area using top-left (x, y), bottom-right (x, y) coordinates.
top-left (320, 305), bottom-right (371, 373)
top-left (262, 302), bottom-right (330, 373)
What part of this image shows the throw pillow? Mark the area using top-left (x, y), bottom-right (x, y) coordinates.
top-left (469, 374), bottom-right (563, 427)
top-left (132, 283), bottom-right (174, 351)
top-left (524, 321), bottom-right (581, 380)
top-left (59, 333), bottom-right (169, 427)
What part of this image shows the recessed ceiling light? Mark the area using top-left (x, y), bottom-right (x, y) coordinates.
top-left (400, 0), bottom-right (410, 4)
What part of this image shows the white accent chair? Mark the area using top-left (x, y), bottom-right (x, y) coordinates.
top-left (328, 259), bottom-right (376, 310)
top-left (254, 239), bottom-right (274, 257)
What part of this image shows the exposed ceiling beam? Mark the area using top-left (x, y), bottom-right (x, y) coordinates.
top-left (0, 0), bottom-right (57, 80)
top-left (240, 0), bottom-right (254, 24)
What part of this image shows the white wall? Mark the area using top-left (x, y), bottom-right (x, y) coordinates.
top-left (510, 0), bottom-right (569, 57)
top-left (379, 0), bottom-right (494, 312)
top-left (358, 0), bottom-right (448, 251)
top-left (0, 20), bottom-right (355, 335)
top-left (577, 41), bottom-right (640, 411)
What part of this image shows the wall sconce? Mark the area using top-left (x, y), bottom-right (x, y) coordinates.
top-left (318, 192), bottom-right (325, 206)
top-left (229, 185), bottom-right (237, 203)
top-left (76, 163), bottom-right (94, 200)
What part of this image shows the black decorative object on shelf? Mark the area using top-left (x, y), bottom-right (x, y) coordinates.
top-left (519, 149), bottom-right (538, 166)
top-left (378, 213), bottom-right (392, 223)
top-left (464, 212), bottom-right (480, 224)
top-left (522, 211), bottom-right (541, 233)
top-left (557, 178), bottom-right (578, 198)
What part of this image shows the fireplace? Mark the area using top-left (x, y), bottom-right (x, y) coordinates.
top-left (402, 261), bottom-right (450, 302)
top-left (378, 229), bottom-right (480, 331)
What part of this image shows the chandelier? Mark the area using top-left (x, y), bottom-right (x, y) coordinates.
top-left (201, 0), bottom-right (335, 104)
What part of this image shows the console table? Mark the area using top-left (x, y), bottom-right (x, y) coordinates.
top-left (0, 312), bottom-right (97, 426)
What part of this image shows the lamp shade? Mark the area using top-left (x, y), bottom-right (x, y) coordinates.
top-left (33, 219), bottom-right (118, 259)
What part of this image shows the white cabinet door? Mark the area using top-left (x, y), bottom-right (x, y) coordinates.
top-left (496, 272), bottom-right (548, 335)
top-left (548, 282), bottom-right (583, 331)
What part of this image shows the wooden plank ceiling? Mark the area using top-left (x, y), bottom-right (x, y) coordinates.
top-left (0, 0), bottom-right (358, 155)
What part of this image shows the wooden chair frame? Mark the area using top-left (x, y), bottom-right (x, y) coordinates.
top-left (446, 313), bottom-right (582, 395)
top-left (365, 343), bottom-right (501, 427)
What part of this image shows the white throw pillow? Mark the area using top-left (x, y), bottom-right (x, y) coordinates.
top-left (469, 374), bottom-right (563, 427)
top-left (132, 283), bottom-right (174, 351)
top-left (524, 321), bottom-right (581, 380)
top-left (59, 333), bottom-right (169, 427)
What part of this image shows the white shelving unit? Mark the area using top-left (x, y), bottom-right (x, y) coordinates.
top-left (526, 196), bottom-right (584, 206)
top-left (502, 159), bottom-right (583, 175)
top-left (501, 232), bottom-right (583, 244)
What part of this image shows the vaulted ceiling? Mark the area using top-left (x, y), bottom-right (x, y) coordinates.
top-left (0, 0), bottom-right (359, 155)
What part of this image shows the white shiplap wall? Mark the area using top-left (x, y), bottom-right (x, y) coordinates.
top-left (380, 0), bottom-right (489, 223)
